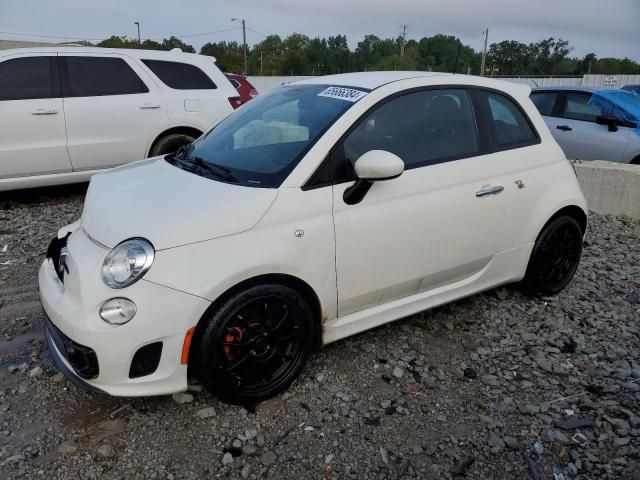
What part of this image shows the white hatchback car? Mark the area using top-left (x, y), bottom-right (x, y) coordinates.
top-left (0, 47), bottom-right (239, 191)
top-left (40, 72), bottom-right (587, 403)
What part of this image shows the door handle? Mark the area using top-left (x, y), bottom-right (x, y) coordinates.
top-left (556, 125), bottom-right (572, 131)
top-left (476, 185), bottom-right (504, 197)
top-left (31, 108), bottom-right (58, 115)
top-left (139, 104), bottom-right (161, 109)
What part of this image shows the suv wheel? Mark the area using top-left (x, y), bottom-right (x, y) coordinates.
top-left (149, 133), bottom-right (196, 157)
top-left (521, 215), bottom-right (583, 297)
top-left (196, 284), bottom-right (315, 404)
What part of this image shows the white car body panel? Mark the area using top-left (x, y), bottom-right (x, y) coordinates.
top-left (39, 72), bottom-right (587, 396)
top-left (0, 47), bottom-right (237, 191)
top-left (0, 51), bottom-right (72, 178)
top-left (82, 158), bottom-right (277, 250)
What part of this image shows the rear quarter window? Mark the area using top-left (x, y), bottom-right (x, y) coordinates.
top-left (477, 91), bottom-right (539, 149)
top-left (142, 60), bottom-right (217, 90)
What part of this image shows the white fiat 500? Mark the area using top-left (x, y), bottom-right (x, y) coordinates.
top-left (40, 72), bottom-right (587, 403)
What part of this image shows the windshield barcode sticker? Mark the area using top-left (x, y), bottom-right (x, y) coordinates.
top-left (318, 87), bottom-right (367, 102)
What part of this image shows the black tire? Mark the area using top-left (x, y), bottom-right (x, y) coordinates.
top-left (196, 284), bottom-right (315, 404)
top-left (149, 133), bottom-right (196, 157)
top-left (521, 215), bottom-right (583, 297)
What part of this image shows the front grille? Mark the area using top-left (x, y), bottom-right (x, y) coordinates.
top-left (129, 342), bottom-right (163, 378)
top-left (46, 318), bottom-right (99, 379)
top-left (46, 233), bottom-right (71, 283)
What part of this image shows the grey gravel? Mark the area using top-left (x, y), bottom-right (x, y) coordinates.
top-left (1, 188), bottom-right (639, 479)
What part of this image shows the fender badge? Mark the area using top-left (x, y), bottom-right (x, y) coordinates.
top-left (515, 179), bottom-right (525, 189)
top-left (294, 230), bottom-right (304, 238)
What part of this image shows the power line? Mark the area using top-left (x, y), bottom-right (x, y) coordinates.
top-left (0, 26), bottom-right (242, 43)
top-left (246, 27), bottom-right (267, 38)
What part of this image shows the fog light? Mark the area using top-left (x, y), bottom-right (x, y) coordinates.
top-left (100, 298), bottom-right (137, 325)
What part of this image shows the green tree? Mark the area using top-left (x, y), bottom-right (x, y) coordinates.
top-left (161, 36), bottom-right (195, 53)
top-left (201, 41), bottom-right (244, 72)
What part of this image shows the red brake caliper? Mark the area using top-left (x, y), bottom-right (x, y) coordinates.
top-left (223, 326), bottom-right (244, 360)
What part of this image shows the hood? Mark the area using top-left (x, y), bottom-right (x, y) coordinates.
top-left (82, 158), bottom-right (278, 250)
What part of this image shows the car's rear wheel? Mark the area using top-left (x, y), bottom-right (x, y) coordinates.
top-left (521, 215), bottom-right (583, 297)
top-left (149, 133), bottom-right (196, 157)
top-left (196, 284), bottom-right (315, 404)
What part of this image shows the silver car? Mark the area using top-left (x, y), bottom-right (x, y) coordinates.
top-left (530, 87), bottom-right (640, 164)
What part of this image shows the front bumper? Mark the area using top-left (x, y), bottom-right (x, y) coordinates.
top-left (39, 228), bottom-right (211, 396)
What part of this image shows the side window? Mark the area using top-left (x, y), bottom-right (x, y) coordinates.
top-left (335, 89), bottom-right (478, 180)
top-left (479, 91), bottom-right (538, 148)
top-left (0, 57), bottom-right (53, 101)
top-left (62, 57), bottom-right (149, 97)
top-left (141, 60), bottom-right (217, 90)
top-left (564, 92), bottom-right (602, 122)
top-left (530, 92), bottom-right (558, 116)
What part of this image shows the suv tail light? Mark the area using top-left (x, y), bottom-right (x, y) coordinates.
top-left (228, 96), bottom-right (243, 109)
top-left (249, 89), bottom-right (258, 98)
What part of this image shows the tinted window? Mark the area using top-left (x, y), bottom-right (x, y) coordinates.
top-left (530, 92), bottom-right (558, 116)
top-left (337, 89), bottom-right (478, 179)
top-left (142, 60), bottom-right (216, 89)
top-left (63, 57), bottom-right (148, 97)
top-left (564, 92), bottom-right (602, 122)
top-left (0, 57), bottom-right (53, 101)
top-left (480, 91), bottom-right (537, 147)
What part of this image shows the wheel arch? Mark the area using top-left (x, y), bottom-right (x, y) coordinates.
top-left (146, 126), bottom-right (204, 157)
top-left (631, 154), bottom-right (640, 165)
top-left (187, 273), bottom-right (324, 376)
top-left (543, 204), bottom-right (588, 236)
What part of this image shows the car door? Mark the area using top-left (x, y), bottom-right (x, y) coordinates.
top-left (60, 54), bottom-right (169, 171)
top-left (330, 87), bottom-right (510, 317)
top-left (0, 53), bottom-right (72, 178)
top-left (554, 91), bottom-right (630, 161)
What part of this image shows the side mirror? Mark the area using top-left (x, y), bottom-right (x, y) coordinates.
top-left (596, 114), bottom-right (619, 132)
top-left (344, 150), bottom-right (404, 205)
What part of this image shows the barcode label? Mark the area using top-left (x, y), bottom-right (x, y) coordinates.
top-left (317, 87), bottom-right (367, 102)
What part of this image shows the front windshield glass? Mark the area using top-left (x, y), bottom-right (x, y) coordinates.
top-left (169, 84), bottom-right (367, 187)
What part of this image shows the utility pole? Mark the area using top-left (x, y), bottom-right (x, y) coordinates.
top-left (260, 50), bottom-right (263, 75)
top-left (231, 18), bottom-right (248, 75)
top-left (400, 25), bottom-right (408, 57)
top-left (480, 27), bottom-right (489, 76)
top-left (134, 21), bottom-right (141, 45)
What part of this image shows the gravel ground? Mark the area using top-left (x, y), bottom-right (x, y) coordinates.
top-left (0, 185), bottom-right (639, 480)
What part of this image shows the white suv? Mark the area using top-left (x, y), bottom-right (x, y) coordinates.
top-left (0, 47), bottom-right (239, 191)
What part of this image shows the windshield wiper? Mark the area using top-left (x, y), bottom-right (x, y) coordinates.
top-left (166, 144), bottom-right (188, 164)
top-left (190, 156), bottom-right (238, 182)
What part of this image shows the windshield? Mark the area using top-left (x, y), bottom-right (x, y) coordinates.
top-left (593, 90), bottom-right (640, 123)
top-left (168, 84), bottom-right (367, 187)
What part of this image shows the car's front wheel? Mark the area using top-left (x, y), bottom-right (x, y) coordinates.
top-left (521, 215), bottom-right (583, 296)
top-left (196, 284), bottom-right (315, 404)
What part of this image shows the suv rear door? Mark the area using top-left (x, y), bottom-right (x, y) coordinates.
top-left (60, 53), bottom-right (168, 171)
top-left (0, 52), bottom-right (72, 178)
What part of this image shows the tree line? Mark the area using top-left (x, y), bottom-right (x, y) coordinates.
top-left (95, 33), bottom-right (640, 76)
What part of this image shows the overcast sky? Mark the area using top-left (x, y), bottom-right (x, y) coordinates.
top-left (2, 0), bottom-right (639, 61)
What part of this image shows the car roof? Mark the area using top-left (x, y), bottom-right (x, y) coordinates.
top-left (0, 46), bottom-right (217, 62)
top-left (293, 71), bottom-right (531, 96)
top-left (531, 86), bottom-right (602, 93)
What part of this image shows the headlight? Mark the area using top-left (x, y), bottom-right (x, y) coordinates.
top-left (102, 238), bottom-right (154, 289)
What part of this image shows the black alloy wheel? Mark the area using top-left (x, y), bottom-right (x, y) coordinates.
top-left (521, 215), bottom-right (583, 296)
top-left (197, 284), bottom-right (315, 404)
